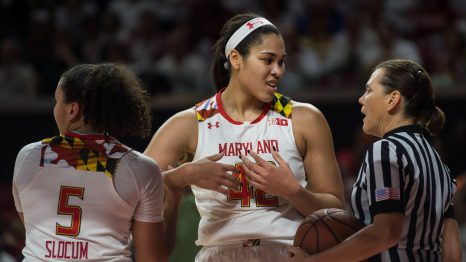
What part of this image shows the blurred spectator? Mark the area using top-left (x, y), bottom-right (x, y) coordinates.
top-left (0, 1), bottom-right (29, 39)
top-left (407, 1), bottom-right (464, 88)
top-left (53, 30), bottom-right (81, 68)
top-left (98, 11), bottom-right (125, 45)
top-left (54, 0), bottom-right (98, 40)
top-left (0, 37), bottom-right (37, 103)
top-left (153, 20), bottom-right (210, 94)
top-left (278, 20), bottom-right (306, 91)
top-left (1, 0), bottom-right (463, 97)
top-left (24, 9), bottom-right (67, 96)
top-left (383, 0), bottom-right (417, 34)
top-left (357, 18), bottom-right (422, 76)
top-left (295, 0), bottom-right (351, 88)
top-left (102, 41), bottom-right (131, 64)
top-left (79, 14), bottom-right (104, 63)
top-left (421, 23), bottom-right (466, 88)
top-left (188, 0), bottom-right (229, 42)
top-left (129, 10), bottom-right (165, 77)
top-left (108, 0), bottom-right (160, 41)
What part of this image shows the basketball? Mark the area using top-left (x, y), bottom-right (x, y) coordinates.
top-left (294, 208), bottom-right (364, 254)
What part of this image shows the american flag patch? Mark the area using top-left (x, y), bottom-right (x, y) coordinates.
top-left (375, 187), bottom-right (400, 202)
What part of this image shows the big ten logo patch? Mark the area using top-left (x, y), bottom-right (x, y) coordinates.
top-left (268, 118), bottom-right (288, 126)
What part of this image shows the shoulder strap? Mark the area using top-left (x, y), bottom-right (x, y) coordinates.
top-left (272, 92), bottom-right (292, 118)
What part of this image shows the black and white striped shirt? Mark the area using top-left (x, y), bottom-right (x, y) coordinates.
top-left (351, 125), bottom-right (456, 262)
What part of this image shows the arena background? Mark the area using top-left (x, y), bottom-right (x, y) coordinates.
top-left (1, 0), bottom-right (465, 261)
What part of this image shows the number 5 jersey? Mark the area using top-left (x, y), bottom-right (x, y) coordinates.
top-left (12, 132), bottom-right (163, 261)
top-left (192, 91), bottom-right (306, 246)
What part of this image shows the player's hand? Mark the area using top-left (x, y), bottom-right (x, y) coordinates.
top-left (183, 153), bottom-right (240, 195)
top-left (288, 246), bottom-right (312, 261)
top-left (241, 149), bottom-right (301, 199)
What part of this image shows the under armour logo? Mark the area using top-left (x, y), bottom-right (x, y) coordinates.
top-left (207, 122), bottom-right (220, 129)
top-left (246, 20), bottom-right (264, 29)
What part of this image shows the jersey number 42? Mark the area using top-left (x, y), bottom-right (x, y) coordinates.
top-left (227, 163), bottom-right (279, 207)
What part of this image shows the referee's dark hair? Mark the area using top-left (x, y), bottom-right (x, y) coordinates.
top-left (375, 59), bottom-right (445, 136)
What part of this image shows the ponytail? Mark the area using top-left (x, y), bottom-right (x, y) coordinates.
top-left (421, 106), bottom-right (446, 136)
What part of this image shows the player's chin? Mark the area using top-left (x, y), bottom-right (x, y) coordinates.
top-left (260, 94), bottom-right (274, 103)
top-left (262, 87), bottom-right (277, 102)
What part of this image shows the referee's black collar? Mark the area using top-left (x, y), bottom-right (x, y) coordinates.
top-left (383, 124), bottom-right (423, 139)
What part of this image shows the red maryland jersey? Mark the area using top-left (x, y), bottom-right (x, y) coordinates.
top-left (192, 91), bottom-right (306, 246)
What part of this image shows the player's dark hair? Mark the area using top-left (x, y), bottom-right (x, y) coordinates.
top-left (212, 13), bottom-right (281, 90)
top-left (59, 63), bottom-right (152, 138)
top-left (375, 59), bottom-right (445, 136)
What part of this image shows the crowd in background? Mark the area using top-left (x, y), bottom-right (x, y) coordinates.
top-left (1, 0), bottom-right (466, 100)
top-left (1, 0), bottom-right (465, 261)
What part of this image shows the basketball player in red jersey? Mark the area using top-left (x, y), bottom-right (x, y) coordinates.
top-left (144, 13), bottom-right (344, 261)
top-left (13, 64), bottom-right (168, 261)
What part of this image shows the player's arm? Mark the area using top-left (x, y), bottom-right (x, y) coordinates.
top-left (289, 103), bottom-right (344, 215)
top-left (442, 217), bottom-right (462, 262)
top-left (288, 212), bottom-right (403, 261)
top-left (144, 109), bottom-right (238, 251)
top-left (12, 144), bottom-right (38, 227)
top-left (144, 109), bottom-right (197, 253)
top-left (13, 184), bottom-right (25, 224)
top-left (133, 221), bottom-right (168, 262)
top-left (289, 103), bottom-right (345, 215)
top-left (243, 103), bottom-right (344, 216)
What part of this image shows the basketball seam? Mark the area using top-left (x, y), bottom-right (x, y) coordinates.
top-left (320, 219), bottom-right (341, 242)
top-left (298, 223), bottom-right (317, 248)
top-left (328, 217), bottom-right (363, 231)
top-left (325, 210), bottom-right (364, 231)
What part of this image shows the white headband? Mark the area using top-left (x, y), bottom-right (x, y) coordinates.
top-left (224, 17), bottom-right (274, 59)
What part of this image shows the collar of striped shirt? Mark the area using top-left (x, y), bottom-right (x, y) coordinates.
top-left (383, 124), bottom-right (422, 139)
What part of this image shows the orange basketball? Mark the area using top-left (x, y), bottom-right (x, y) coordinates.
top-left (294, 208), bottom-right (364, 254)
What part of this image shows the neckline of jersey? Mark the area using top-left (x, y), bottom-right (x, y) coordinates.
top-left (216, 89), bottom-right (271, 125)
top-left (64, 131), bottom-right (112, 140)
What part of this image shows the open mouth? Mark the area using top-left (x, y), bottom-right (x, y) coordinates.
top-left (266, 81), bottom-right (278, 90)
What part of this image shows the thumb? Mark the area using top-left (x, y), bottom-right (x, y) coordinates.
top-left (287, 245), bottom-right (299, 255)
top-left (206, 152), bottom-right (224, 161)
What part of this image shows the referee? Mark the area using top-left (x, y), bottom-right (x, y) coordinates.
top-left (288, 59), bottom-right (462, 261)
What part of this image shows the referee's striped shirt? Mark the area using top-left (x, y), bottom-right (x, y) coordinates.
top-left (351, 125), bottom-right (456, 262)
